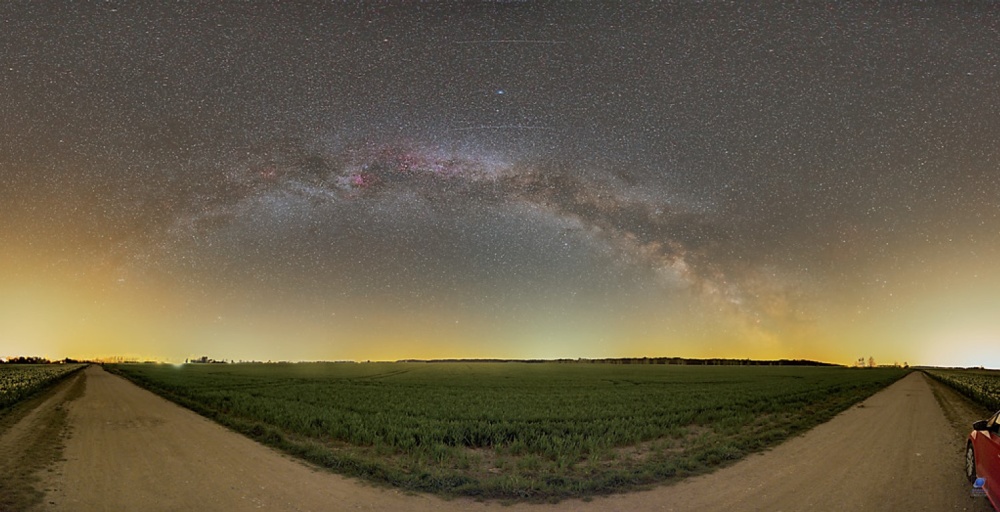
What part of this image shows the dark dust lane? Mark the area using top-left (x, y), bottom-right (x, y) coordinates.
top-left (38, 368), bottom-right (992, 511)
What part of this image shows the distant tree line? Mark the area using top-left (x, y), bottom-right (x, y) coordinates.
top-left (579, 357), bottom-right (838, 366)
top-left (396, 357), bottom-right (838, 366)
top-left (1, 356), bottom-right (81, 364)
top-left (186, 356), bottom-right (230, 364)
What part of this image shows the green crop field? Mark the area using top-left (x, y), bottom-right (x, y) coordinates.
top-left (106, 362), bottom-right (906, 500)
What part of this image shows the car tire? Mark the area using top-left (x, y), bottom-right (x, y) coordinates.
top-left (967, 443), bottom-right (978, 483)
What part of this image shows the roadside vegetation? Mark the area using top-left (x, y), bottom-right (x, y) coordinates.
top-left (925, 368), bottom-right (1000, 411)
top-left (0, 363), bottom-right (86, 411)
top-left (0, 366), bottom-right (87, 511)
top-left (107, 362), bottom-right (905, 501)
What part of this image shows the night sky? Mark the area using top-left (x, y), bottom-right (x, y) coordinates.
top-left (2, 2), bottom-right (999, 366)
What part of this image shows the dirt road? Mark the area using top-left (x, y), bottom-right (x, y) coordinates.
top-left (18, 367), bottom-right (993, 511)
top-left (0, 370), bottom-right (84, 511)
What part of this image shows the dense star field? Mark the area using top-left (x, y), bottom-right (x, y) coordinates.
top-left (2, 3), bottom-right (999, 365)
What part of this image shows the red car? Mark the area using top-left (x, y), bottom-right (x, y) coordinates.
top-left (968, 413), bottom-right (1000, 507)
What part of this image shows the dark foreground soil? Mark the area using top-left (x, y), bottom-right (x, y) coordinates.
top-left (0, 370), bottom-right (85, 511)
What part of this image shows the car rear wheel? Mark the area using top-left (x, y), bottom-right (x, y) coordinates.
top-left (967, 443), bottom-right (978, 483)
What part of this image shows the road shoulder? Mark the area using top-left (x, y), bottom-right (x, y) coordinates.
top-left (0, 370), bottom-right (86, 511)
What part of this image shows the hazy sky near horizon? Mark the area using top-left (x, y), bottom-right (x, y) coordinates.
top-left (2, 2), bottom-right (999, 366)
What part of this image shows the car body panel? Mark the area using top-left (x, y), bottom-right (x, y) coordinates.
top-left (969, 411), bottom-right (1000, 509)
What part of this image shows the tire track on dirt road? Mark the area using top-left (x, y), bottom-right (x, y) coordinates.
top-left (35, 367), bottom-right (994, 511)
